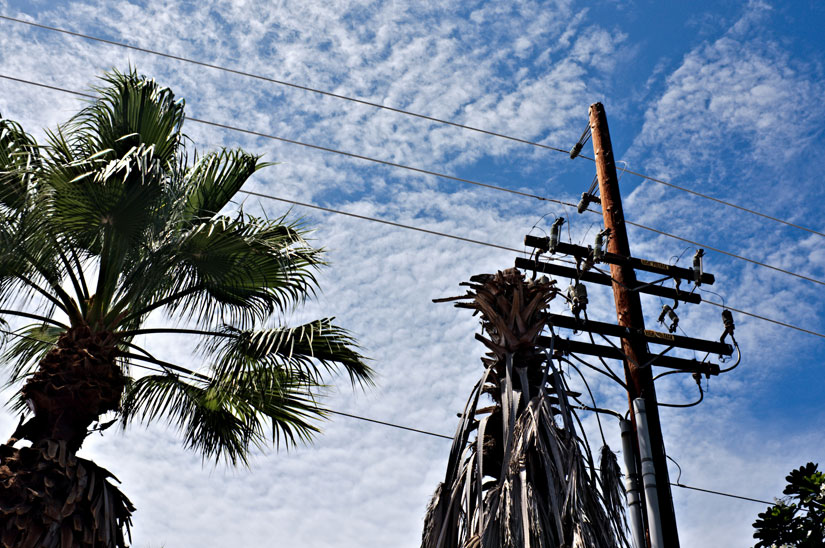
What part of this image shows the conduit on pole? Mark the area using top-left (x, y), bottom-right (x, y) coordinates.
top-left (620, 419), bottom-right (646, 548)
top-left (634, 398), bottom-right (664, 548)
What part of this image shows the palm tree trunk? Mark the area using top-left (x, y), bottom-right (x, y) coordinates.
top-left (17, 325), bottom-right (124, 451)
top-left (0, 325), bottom-right (134, 547)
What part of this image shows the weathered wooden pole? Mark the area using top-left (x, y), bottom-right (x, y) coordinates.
top-left (589, 102), bottom-right (680, 547)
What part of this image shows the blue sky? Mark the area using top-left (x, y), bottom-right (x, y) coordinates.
top-left (1, 1), bottom-right (824, 546)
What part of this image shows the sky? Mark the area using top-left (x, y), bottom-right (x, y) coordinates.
top-left (0, 0), bottom-right (824, 546)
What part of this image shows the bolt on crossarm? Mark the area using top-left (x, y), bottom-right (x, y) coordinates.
top-left (589, 102), bottom-right (680, 547)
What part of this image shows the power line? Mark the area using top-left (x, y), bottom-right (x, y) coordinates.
top-left (623, 218), bottom-right (825, 287)
top-left (4, 73), bottom-right (822, 291)
top-left (0, 326), bottom-right (453, 441)
top-left (0, 335), bottom-right (776, 511)
top-left (238, 192), bottom-right (825, 340)
top-left (0, 14), bottom-right (568, 155)
top-left (0, 327), bottom-right (777, 505)
top-left (326, 410), bottom-right (453, 440)
top-left (2, 75), bottom-right (825, 341)
top-left (671, 482), bottom-right (771, 506)
top-left (608, 164), bottom-right (825, 239)
top-left (256, 191), bottom-right (824, 339)
top-left (704, 300), bottom-right (825, 340)
top-left (0, 74), bottom-right (554, 204)
top-left (239, 190), bottom-right (520, 253)
top-left (2, 14), bottom-right (821, 240)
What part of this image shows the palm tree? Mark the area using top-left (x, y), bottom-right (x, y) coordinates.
top-left (0, 69), bottom-right (372, 547)
top-left (423, 268), bottom-right (627, 548)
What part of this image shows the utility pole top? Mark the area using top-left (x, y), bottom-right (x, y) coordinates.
top-left (588, 102), bottom-right (681, 548)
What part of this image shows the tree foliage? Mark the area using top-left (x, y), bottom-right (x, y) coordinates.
top-left (0, 68), bottom-right (372, 546)
top-left (753, 462), bottom-right (824, 548)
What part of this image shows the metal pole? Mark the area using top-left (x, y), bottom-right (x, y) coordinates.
top-left (633, 398), bottom-right (664, 548)
top-left (588, 102), bottom-right (680, 547)
top-left (620, 419), bottom-right (646, 548)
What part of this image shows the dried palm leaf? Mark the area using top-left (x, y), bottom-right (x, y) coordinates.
top-left (423, 269), bottom-right (628, 548)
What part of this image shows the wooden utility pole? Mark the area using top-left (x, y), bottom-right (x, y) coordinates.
top-left (589, 102), bottom-right (680, 547)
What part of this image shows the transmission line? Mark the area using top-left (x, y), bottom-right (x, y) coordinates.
top-left (0, 328), bottom-right (773, 506)
top-left (239, 190), bottom-right (521, 253)
top-left (0, 14), bottom-right (567, 154)
top-left (606, 163), bottom-right (825, 239)
top-left (1, 74), bottom-right (824, 340)
top-left (226, 191), bottom-right (825, 341)
top-left (2, 72), bottom-right (822, 286)
top-left (2, 13), bottom-right (821, 239)
top-left (4, 72), bottom-right (822, 290)
top-left (622, 218), bottom-right (825, 287)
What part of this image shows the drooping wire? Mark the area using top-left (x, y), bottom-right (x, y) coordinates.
top-left (667, 454), bottom-right (683, 484)
top-left (558, 356), bottom-right (609, 446)
top-left (4, 72), bottom-right (825, 291)
top-left (568, 124), bottom-right (592, 159)
top-left (2, 14), bottom-right (824, 240)
top-left (1, 76), bottom-right (825, 341)
top-left (0, 327), bottom-right (778, 505)
top-left (658, 381), bottom-right (703, 408)
top-left (566, 352), bottom-right (628, 390)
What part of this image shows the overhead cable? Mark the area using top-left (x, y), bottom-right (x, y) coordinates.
top-left (703, 300), bottom-right (825, 340)
top-left (240, 191), bottom-right (825, 341)
top-left (239, 190), bottom-right (522, 253)
top-left (2, 72), bottom-right (822, 285)
top-left (623, 217), bottom-right (825, 287)
top-left (0, 327), bottom-right (774, 505)
top-left (2, 75), bottom-right (825, 340)
top-left (0, 14), bottom-right (568, 154)
top-left (605, 162), bottom-right (825, 239)
top-left (2, 14), bottom-right (821, 239)
top-left (5, 72), bottom-right (822, 290)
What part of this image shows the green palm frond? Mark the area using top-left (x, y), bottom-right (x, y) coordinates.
top-left (0, 214), bottom-right (79, 320)
top-left (183, 148), bottom-right (271, 222)
top-left (46, 143), bottom-right (167, 251)
top-left (78, 68), bottom-right (185, 165)
top-left (1, 324), bottom-right (64, 387)
top-left (0, 68), bottom-right (370, 469)
top-left (207, 318), bottom-right (373, 386)
top-left (0, 117), bottom-right (40, 212)
top-left (121, 368), bottom-right (325, 465)
top-left (150, 214), bottom-right (323, 327)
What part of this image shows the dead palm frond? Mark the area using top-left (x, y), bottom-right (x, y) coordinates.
top-left (424, 269), bottom-right (628, 548)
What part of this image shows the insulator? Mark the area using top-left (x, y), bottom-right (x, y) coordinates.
top-left (722, 309), bottom-right (734, 331)
top-left (574, 283), bottom-right (588, 306)
top-left (593, 229), bottom-right (609, 262)
top-left (658, 304), bottom-right (679, 333)
top-left (692, 249), bottom-right (705, 285)
top-left (549, 217), bottom-right (565, 252)
top-left (577, 192), bottom-right (590, 214)
top-left (720, 309), bottom-right (735, 344)
top-left (567, 283), bottom-right (588, 317)
top-left (569, 142), bottom-right (583, 159)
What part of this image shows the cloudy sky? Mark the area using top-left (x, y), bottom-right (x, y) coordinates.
top-left (1, 0), bottom-right (824, 546)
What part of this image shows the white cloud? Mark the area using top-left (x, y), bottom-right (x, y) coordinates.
top-left (1, 1), bottom-right (824, 547)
